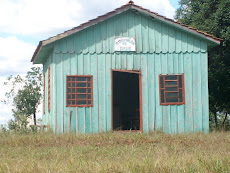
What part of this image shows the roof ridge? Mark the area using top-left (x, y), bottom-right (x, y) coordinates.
top-left (31, 1), bottom-right (222, 62)
top-left (44, 2), bottom-right (223, 45)
top-left (127, 1), bottom-right (134, 4)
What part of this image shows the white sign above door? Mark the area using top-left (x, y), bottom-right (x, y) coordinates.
top-left (114, 37), bottom-right (136, 52)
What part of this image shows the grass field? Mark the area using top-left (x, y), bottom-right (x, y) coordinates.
top-left (0, 131), bottom-right (230, 173)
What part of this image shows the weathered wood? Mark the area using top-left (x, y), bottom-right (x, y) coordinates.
top-left (162, 23), bottom-right (169, 53)
top-left (168, 53), bottom-right (177, 134)
top-left (148, 19), bottom-right (155, 53)
top-left (48, 11), bottom-right (214, 55)
top-left (176, 29), bottom-right (182, 53)
top-left (201, 52), bottom-right (209, 133)
top-left (141, 55), bottom-right (148, 133)
top-left (105, 54), bottom-right (112, 131)
top-left (161, 54), bottom-right (170, 133)
top-left (177, 53), bottom-right (185, 133)
top-left (98, 54), bottom-right (106, 132)
top-left (41, 9), bottom-right (212, 134)
top-left (88, 26), bottom-right (95, 54)
top-left (55, 53), bottom-right (64, 134)
top-left (135, 13), bottom-right (142, 53)
top-left (141, 16), bottom-right (149, 53)
top-left (192, 52), bottom-right (202, 132)
top-left (184, 53), bottom-right (193, 132)
top-left (91, 54), bottom-right (99, 133)
top-left (84, 54), bottom-right (91, 133)
top-left (155, 21), bottom-right (161, 53)
top-left (154, 54), bottom-right (162, 130)
top-left (68, 107), bottom-right (70, 133)
top-left (168, 27), bottom-right (175, 53)
top-left (63, 53), bottom-right (70, 133)
top-left (147, 54), bottom-right (155, 131)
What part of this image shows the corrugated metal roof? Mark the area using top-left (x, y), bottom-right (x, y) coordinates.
top-left (31, 0), bottom-right (222, 62)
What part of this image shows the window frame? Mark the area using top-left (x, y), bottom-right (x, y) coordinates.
top-left (66, 75), bottom-right (93, 107)
top-left (48, 66), bottom-right (51, 112)
top-left (159, 74), bottom-right (185, 106)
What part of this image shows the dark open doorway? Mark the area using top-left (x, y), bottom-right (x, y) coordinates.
top-left (112, 70), bottom-right (141, 131)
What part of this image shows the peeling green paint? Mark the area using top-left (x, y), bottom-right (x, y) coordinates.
top-left (42, 10), bottom-right (209, 134)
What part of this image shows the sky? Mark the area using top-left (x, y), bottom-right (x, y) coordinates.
top-left (0, 0), bottom-right (180, 125)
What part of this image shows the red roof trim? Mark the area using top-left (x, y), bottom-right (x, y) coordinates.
top-left (31, 2), bottom-right (222, 62)
top-left (31, 41), bottom-right (42, 62)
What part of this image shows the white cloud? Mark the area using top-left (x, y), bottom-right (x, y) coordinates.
top-left (0, 0), bottom-right (82, 37)
top-left (0, 36), bottom-right (36, 75)
top-left (0, 0), bottom-right (175, 38)
top-left (80, 0), bottom-right (175, 21)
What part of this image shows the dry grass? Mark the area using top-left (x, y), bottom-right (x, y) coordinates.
top-left (0, 131), bottom-right (230, 173)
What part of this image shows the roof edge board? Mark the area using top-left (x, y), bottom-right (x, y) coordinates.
top-left (31, 41), bottom-right (43, 62)
top-left (31, 3), bottom-right (222, 63)
top-left (33, 45), bottom-right (54, 64)
top-left (131, 6), bottom-right (221, 45)
top-left (43, 5), bottom-right (132, 47)
top-left (43, 33), bottom-right (68, 46)
top-left (31, 5), bottom-right (133, 63)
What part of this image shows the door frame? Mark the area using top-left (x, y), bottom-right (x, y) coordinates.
top-left (111, 69), bottom-right (142, 132)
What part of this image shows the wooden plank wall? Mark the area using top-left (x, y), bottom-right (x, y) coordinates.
top-left (53, 10), bottom-right (207, 55)
top-left (43, 52), bottom-right (209, 134)
top-left (42, 10), bottom-right (209, 134)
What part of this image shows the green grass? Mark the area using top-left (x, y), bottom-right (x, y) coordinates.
top-left (0, 131), bottom-right (230, 173)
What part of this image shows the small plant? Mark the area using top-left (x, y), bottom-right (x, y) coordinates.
top-left (0, 124), bottom-right (8, 133)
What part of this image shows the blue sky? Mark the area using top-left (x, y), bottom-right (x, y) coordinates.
top-left (170, 0), bottom-right (180, 9)
top-left (0, 0), bottom-right (179, 125)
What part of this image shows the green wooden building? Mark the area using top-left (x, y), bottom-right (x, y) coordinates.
top-left (31, 1), bottom-right (221, 134)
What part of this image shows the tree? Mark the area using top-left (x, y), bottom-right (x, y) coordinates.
top-left (2, 67), bottom-right (43, 128)
top-left (175, 0), bottom-right (230, 129)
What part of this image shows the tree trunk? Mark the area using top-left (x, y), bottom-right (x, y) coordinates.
top-left (222, 112), bottom-right (228, 129)
top-left (33, 112), bottom-right (36, 125)
top-left (214, 111), bottom-right (218, 129)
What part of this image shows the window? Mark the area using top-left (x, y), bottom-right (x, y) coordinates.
top-left (48, 66), bottom-right (51, 112)
top-left (43, 73), bottom-right (45, 114)
top-left (66, 75), bottom-right (93, 107)
top-left (159, 74), bottom-right (185, 105)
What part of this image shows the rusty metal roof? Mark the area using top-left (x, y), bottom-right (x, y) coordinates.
top-left (31, 0), bottom-right (222, 62)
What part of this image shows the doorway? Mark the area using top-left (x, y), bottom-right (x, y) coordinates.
top-left (112, 70), bottom-right (142, 131)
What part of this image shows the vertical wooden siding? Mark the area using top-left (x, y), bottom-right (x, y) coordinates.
top-left (43, 52), bottom-right (209, 134)
top-left (42, 10), bottom-right (209, 134)
top-left (53, 10), bottom-right (207, 55)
